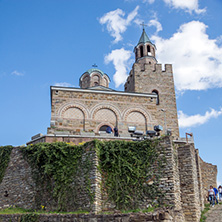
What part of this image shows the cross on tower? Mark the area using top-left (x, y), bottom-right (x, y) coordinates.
top-left (140, 22), bottom-right (147, 30)
top-left (92, 63), bottom-right (98, 68)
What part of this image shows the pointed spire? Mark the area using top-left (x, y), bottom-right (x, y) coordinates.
top-left (138, 28), bottom-right (151, 45)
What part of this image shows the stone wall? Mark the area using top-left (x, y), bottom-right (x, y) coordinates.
top-left (0, 137), bottom-right (218, 222)
top-left (99, 137), bottom-right (184, 220)
top-left (199, 156), bottom-right (217, 203)
top-left (49, 87), bottom-right (166, 138)
top-left (195, 149), bottom-right (205, 210)
top-left (177, 143), bottom-right (201, 222)
top-left (0, 145), bottom-right (98, 213)
top-left (0, 209), bottom-right (175, 222)
top-left (0, 148), bottom-right (36, 209)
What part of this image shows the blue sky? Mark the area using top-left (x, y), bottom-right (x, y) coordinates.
top-left (0, 0), bottom-right (222, 184)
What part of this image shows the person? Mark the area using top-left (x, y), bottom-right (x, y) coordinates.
top-left (213, 187), bottom-right (219, 204)
top-left (208, 185), bottom-right (216, 207)
top-left (106, 126), bottom-right (112, 134)
top-left (218, 185), bottom-right (222, 201)
top-left (114, 126), bottom-right (119, 137)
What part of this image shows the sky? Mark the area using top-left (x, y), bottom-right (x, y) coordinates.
top-left (0, 0), bottom-right (222, 184)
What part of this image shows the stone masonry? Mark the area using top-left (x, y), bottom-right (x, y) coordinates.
top-left (2, 28), bottom-right (217, 222)
top-left (200, 156), bottom-right (218, 203)
top-left (0, 137), bottom-right (218, 222)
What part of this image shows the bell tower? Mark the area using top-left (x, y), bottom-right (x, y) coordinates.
top-left (134, 27), bottom-right (157, 66)
top-left (124, 28), bottom-right (180, 138)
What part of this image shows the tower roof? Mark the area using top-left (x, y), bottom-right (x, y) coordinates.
top-left (137, 28), bottom-right (151, 45)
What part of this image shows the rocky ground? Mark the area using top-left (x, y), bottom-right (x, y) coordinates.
top-left (206, 204), bottom-right (222, 222)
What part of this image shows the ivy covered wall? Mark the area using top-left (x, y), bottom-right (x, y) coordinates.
top-left (0, 137), bottom-right (183, 214)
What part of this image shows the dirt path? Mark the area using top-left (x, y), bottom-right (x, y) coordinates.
top-left (205, 204), bottom-right (222, 222)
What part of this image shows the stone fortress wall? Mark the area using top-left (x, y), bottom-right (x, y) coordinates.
top-left (0, 136), bottom-right (217, 222)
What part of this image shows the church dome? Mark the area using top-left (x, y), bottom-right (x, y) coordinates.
top-left (79, 68), bottom-right (111, 89)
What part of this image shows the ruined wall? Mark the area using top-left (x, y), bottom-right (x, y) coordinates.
top-left (0, 146), bottom-right (98, 213)
top-left (177, 143), bottom-right (201, 222)
top-left (199, 157), bottom-right (217, 203)
top-left (0, 148), bottom-right (36, 209)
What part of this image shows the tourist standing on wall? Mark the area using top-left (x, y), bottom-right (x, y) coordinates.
top-left (218, 185), bottom-right (222, 201)
top-left (213, 187), bottom-right (219, 204)
top-left (208, 185), bottom-right (216, 207)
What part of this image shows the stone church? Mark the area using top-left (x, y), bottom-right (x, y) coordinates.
top-left (29, 28), bottom-right (179, 144)
top-left (7, 28), bottom-right (217, 222)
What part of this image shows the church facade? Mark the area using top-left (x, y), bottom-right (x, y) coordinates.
top-left (45, 28), bottom-right (179, 140)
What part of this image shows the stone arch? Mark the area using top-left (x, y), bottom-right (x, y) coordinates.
top-left (62, 107), bottom-right (84, 119)
top-left (57, 103), bottom-right (89, 131)
top-left (94, 108), bottom-right (116, 122)
top-left (123, 107), bottom-right (152, 132)
top-left (57, 102), bottom-right (89, 119)
top-left (95, 122), bottom-right (115, 133)
top-left (123, 107), bottom-right (151, 122)
top-left (90, 104), bottom-right (121, 120)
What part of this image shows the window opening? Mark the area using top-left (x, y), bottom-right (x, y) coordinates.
top-left (140, 46), bottom-right (144, 57)
top-left (152, 90), bottom-right (159, 105)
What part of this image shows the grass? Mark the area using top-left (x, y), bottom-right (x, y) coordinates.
top-left (0, 207), bottom-right (89, 215)
top-left (0, 205), bottom-right (156, 216)
top-left (200, 203), bottom-right (211, 222)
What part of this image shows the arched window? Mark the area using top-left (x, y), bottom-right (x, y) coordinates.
top-left (152, 90), bottom-right (159, 105)
top-left (140, 46), bottom-right (144, 57)
top-left (135, 48), bottom-right (138, 59)
top-left (147, 45), bottom-right (151, 56)
top-left (99, 125), bottom-right (109, 131)
top-left (82, 75), bottom-right (89, 88)
top-left (92, 75), bottom-right (100, 86)
top-left (147, 45), bottom-right (151, 52)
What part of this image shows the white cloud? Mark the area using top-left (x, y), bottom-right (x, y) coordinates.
top-left (99, 6), bottom-right (139, 43)
top-left (148, 18), bottom-right (162, 35)
top-left (105, 48), bottom-right (132, 87)
top-left (163, 0), bottom-right (206, 14)
top-left (54, 82), bottom-right (75, 87)
top-left (151, 21), bottom-right (222, 91)
top-left (143, 0), bottom-right (155, 4)
top-left (11, 70), bottom-right (24, 76)
top-left (178, 108), bottom-right (222, 128)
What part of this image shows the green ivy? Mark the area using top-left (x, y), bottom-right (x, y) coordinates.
top-left (95, 139), bottom-right (165, 210)
top-left (22, 142), bottom-right (93, 211)
top-left (0, 146), bottom-right (13, 183)
top-left (20, 139), bottom-right (165, 212)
